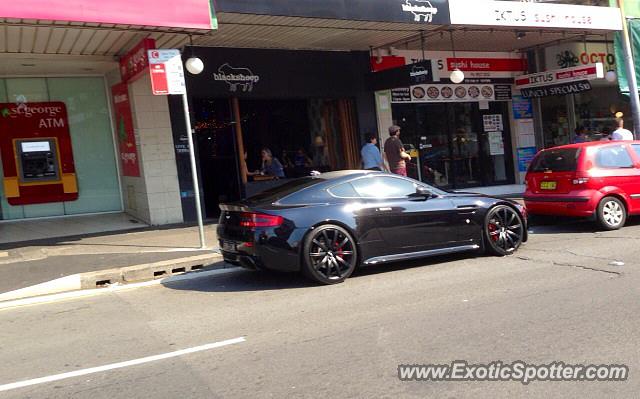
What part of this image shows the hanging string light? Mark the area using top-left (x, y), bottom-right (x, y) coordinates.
top-left (449, 30), bottom-right (464, 84)
top-left (604, 33), bottom-right (618, 83)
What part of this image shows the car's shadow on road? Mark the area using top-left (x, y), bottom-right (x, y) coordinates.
top-left (527, 215), bottom-right (640, 235)
top-left (161, 253), bottom-right (478, 293)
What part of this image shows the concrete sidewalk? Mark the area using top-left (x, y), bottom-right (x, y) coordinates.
top-left (0, 222), bottom-right (222, 298)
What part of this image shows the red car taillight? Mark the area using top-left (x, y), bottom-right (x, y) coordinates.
top-left (239, 212), bottom-right (284, 228)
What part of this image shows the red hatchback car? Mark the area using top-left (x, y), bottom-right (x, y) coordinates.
top-left (524, 141), bottom-right (640, 230)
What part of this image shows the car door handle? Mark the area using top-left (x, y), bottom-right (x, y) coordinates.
top-left (377, 207), bottom-right (393, 211)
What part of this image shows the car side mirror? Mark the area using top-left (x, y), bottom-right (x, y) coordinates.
top-left (412, 186), bottom-right (433, 199)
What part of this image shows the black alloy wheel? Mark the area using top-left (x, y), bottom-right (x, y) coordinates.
top-left (302, 224), bottom-right (358, 284)
top-left (484, 205), bottom-right (524, 256)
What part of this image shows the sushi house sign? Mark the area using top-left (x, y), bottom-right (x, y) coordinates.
top-left (515, 63), bottom-right (604, 98)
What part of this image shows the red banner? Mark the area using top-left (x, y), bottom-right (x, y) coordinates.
top-left (447, 58), bottom-right (528, 72)
top-left (370, 56), bottom-right (407, 72)
top-left (120, 38), bottom-right (156, 83)
top-left (111, 83), bottom-right (140, 177)
top-left (0, 0), bottom-right (215, 30)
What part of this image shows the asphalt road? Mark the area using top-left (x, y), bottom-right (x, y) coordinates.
top-left (1, 218), bottom-right (640, 398)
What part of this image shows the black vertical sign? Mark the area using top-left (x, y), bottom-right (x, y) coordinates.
top-left (168, 95), bottom-right (198, 222)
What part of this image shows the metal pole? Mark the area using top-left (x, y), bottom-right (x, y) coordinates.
top-left (181, 92), bottom-right (206, 249)
top-left (618, 0), bottom-right (640, 138)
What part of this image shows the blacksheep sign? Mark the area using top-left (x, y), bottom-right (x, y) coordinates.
top-left (213, 63), bottom-right (261, 93)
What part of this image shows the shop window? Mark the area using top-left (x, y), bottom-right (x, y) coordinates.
top-left (0, 77), bottom-right (120, 220)
top-left (595, 146), bottom-right (633, 169)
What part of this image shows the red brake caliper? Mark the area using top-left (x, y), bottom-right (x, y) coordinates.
top-left (335, 241), bottom-right (344, 257)
top-left (488, 223), bottom-right (499, 242)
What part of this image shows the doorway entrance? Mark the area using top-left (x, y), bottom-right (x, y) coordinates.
top-left (392, 101), bottom-right (514, 189)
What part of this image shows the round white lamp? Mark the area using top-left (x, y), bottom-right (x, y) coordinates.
top-left (605, 70), bottom-right (617, 83)
top-left (185, 57), bottom-right (204, 75)
top-left (450, 68), bottom-right (465, 84)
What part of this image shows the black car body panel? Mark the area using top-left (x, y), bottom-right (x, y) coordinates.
top-left (217, 171), bottom-right (527, 272)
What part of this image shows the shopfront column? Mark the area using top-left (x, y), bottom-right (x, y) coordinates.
top-left (125, 74), bottom-right (183, 225)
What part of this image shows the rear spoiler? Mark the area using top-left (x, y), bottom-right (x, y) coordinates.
top-left (219, 203), bottom-right (252, 212)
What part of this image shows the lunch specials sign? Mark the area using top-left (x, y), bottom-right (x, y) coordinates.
top-left (515, 63), bottom-right (604, 98)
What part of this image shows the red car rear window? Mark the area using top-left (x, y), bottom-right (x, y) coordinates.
top-left (529, 148), bottom-right (580, 172)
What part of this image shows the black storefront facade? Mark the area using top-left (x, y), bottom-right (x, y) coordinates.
top-left (170, 47), bottom-right (376, 220)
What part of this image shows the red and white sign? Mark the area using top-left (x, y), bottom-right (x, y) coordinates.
top-left (111, 83), bottom-right (140, 177)
top-left (148, 49), bottom-right (186, 96)
top-left (515, 63), bottom-right (604, 89)
top-left (120, 38), bottom-right (156, 83)
top-left (378, 50), bottom-right (528, 79)
top-left (447, 58), bottom-right (527, 72)
top-left (0, 0), bottom-right (215, 30)
top-left (448, 0), bottom-right (622, 31)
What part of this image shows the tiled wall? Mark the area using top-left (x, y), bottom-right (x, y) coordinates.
top-left (126, 74), bottom-right (183, 225)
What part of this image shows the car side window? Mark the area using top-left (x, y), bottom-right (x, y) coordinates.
top-left (595, 145), bottom-right (634, 169)
top-left (350, 176), bottom-right (416, 199)
top-left (327, 182), bottom-right (359, 198)
top-left (632, 144), bottom-right (640, 160)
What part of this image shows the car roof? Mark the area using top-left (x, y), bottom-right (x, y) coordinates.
top-left (542, 140), bottom-right (640, 151)
top-left (313, 170), bottom-right (382, 181)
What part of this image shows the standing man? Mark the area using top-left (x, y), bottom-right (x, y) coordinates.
top-left (611, 118), bottom-right (634, 141)
top-left (361, 134), bottom-right (385, 171)
top-left (384, 125), bottom-right (411, 176)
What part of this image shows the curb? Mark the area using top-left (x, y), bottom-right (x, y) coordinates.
top-left (0, 267), bottom-right (243, 311)
top-left (0, 253), bottom-right (225, 303)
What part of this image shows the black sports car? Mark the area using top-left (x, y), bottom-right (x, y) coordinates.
top-left (218, 171), bottom-right (527, 284)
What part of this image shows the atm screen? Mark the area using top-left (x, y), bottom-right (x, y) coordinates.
top-left (21, 141), bottom-right (52, 153)
top-left (16, 139), bottom-right (59, 182)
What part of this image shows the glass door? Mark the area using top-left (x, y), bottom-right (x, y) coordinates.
top-left (393, 101), bottom-right (515, 190)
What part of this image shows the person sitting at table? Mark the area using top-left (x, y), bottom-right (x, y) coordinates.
top-left (248, 148), bottom-right (285, 178)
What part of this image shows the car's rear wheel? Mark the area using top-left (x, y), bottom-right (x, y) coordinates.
top-left (484, 205), bottom-right (524, 256)
top-left (596, 196), bottom-right (626, 230)
top-left (302, 224), bottom-right (358, 284)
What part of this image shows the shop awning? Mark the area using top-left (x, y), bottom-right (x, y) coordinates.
top-left (613, 0), bottom-right (640, 95)
top-left (0, 0), bottom-right (217, 30)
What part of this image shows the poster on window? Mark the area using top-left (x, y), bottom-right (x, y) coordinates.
top-left (111, 83), bottom-right (140, 177)
top-left (400, 83), bottom-right (512, 103)
top-left (488, 131), bottom-right (505, 156)
top-left (483, 114), bottom-right (503, 132)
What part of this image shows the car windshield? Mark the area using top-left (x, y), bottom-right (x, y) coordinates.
top-left (245, 177), bottom-right (326, 204)
top-left (529, 148), bottom-right (580, 172)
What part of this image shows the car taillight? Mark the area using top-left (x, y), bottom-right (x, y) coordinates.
top-left (239, 212), bottom-right (284, 228)
top-left (572, 177), bottom-right (589, 185)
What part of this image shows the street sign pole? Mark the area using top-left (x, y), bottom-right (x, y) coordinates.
top-left (148, 48), bottom-right (206, 249)
top-left (181, 92), bottom-right (206, 249)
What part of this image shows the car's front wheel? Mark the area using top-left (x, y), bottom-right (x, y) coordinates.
top-left (596, 196), bottom-right (626, 231)
top-left (302, 224), bottom-right (358, 284)
top-left (484, 205), bottom-right (524, 256)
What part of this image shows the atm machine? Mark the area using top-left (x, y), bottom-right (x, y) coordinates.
top-left (0, 102), bottom-right (78, 205)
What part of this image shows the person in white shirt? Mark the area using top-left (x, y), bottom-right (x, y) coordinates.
top-left (611, 118), bottom-right (634, 141)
